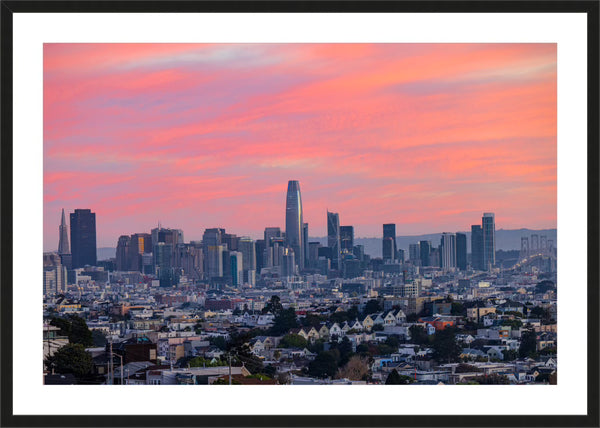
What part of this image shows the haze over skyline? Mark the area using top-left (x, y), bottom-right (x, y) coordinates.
top-left (44, 43), bottom-right (557, 250)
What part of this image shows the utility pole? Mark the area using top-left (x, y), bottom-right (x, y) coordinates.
top-left (109, 339), bottom-right (113, 385)
top-left (228, 353), bottom-right (232, 385)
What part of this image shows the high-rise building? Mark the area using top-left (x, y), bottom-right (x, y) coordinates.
top-left (230, 251), bottom-right (243, 286)
top-left (327, 211), bottom-right (341, 270)
top-left (129, 233), bottom-right (152, 272)
top-left (264, 227), bottom-right (281, 246)
top-left (383, 224), bottom-right (397, 261)
top-left (175, 242), bottom-right (204, 280)
top-left (70, 209), bottom-right (97, 268)
top-left (255, 239), bottom-right (266, 275)
top-left (154, 242), bottom-right (176, 286)
top-left (482, 213), bottom-right (496, 270)
top-left (419, 240), bottom-right (431, 266)
top-left (409, 243), bottom-right (421, 264)
top-left (340, 226), bottom-right (354, 253)
top-left (43, 252), bottom-right (67, 295)
top-left (222, 233), bottom-right (239, 251)
top-left (440, 233), bottom-right (456, 269)
top-left (456, 233), bottom-right (467, 271)
top-left (303, 223), bottom-right (309, 266)
top-left (116, 235), bottom-right (131, 271)
top-left (471, 225), bottom-right (484, 270)
top-left (238, 237), bottom-right (256, 272)
top-left (206, 245), bottom-right (224, 279)
top-left (58, 209), bottom-right (70, 256)
top-left (281, 247), bottom-right (295, 278)
top-left (397, 249), bottom-right (405, 263)
top-left (285, 180), bottom-right (304, 269)
top-left (308, 242), bottom-right (321, 268)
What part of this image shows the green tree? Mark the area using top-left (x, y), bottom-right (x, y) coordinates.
top-left (50, 315), bottom-right (93, 347)
top-left (519, 327), bottom-right (538, 358)
top-left (308, 351), bottom-right (339, 379)
top-left (385, 369), bottom-right (413, 384)
top-left (409, 325), bottom-right (428, 345)
top-left (347, 306), bottom-right (359, 320)
top-left (371, 324), bottom-right (384, 332)
top-left (300, 314), bottom-right (326, 328)
top-left (208, 336), bottom-right (227, 351)
top-left (270, 307), bottom-right (299, 336)
top-left (337, 356), bottom-right (369, 381)
top-left (451, 302), bottom-right (466, 316)
top-left (91, 329), bottom-right (107, 347)
top-left (432, 328), bottom-right (461, 364)
top-left (262, 295), bottom-right (283, 315)
top-left (280, 334), bottom-right (308, 349)
top-left (363, 299), bottom-right (382, 316)
top-left (454, 363), bottom-right (482, 373)
top-left (45, 344), bottom-right (93, 379)
top-left (501, 319), bottom-right (523, 329)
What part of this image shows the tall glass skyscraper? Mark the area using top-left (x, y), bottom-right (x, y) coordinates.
top-left (383, 224), bottom-right (397, 261)
top-left (471, 225), bottom-right (484, 270)
top-left (285, 180), bottom-right (304, 269)
top-left (482, 212), bottom-right (496, 270)
top-left (70, 209), bottom-right (97, 268)
top-left (456, 232), bottom-right (467, 271)
top-left (327, 211), bottom-right (340, 270)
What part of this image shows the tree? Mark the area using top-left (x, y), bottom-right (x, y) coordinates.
top-left (409, 325), bottom-right (428, 345)
top-left (385, 369), bottom-right (413, 384)
top-left (270, 307), bottom-right (299, 336)
top-left (45, 344), bottom-right (93, 379)
top-left (451, 302), bottom-right (466, 316)
top-left (519, 327), bottom-right (538, 358)
top-left (280, 334), bottom-right (308, 349)
top-left (501, 319), bottom-right (523, 329)
top-left (363, 299), bottom-right (382, 316)
top-left (337, 356), bottom-right (369, 381)
top-left (300, 314), bottom-right (326, 328)
top-left (432, 328), bottom-right (461, 364)
top-left (50, 315), bottom-right (93, 347)
top-left (208, 336), bottom-right (227, 351)
top-left (307, 351), bottom-right (338, 379)
top-left (262, 295), bottom-right (283, 315)
top-left (347, 306), bottom-right (359, 320)
top-left (91, 329), bottom-right (107, 347)
top-left (502, 349), bottom-right (518, 361)
top-left (231, 343), bottom-right (264, 374)
top-left (189, 356), bottom-right (226, 367)
top-left (372, 324), bottom-right (384, 332)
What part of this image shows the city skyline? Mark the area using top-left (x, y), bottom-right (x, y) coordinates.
top-left (44, 43), bottom-right (557, 249)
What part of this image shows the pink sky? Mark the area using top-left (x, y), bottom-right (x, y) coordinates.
top-left (44, 43), bottom-right (557, 250)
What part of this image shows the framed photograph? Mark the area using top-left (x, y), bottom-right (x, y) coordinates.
top-left (1, 1), bottom-right (598, 427)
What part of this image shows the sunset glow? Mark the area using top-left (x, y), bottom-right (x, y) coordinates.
top-left (44, 43), bottom-right (557, 249)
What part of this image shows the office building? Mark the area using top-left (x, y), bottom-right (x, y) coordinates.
top-left (482, 213), bottom-right (496, 269)
top-left (116, 235), bottom-right (131, 271)
top-left (383, 224), bottom-right (397, 261)
top-left (238, 237), bottom-right (256, 272)
top-left (70, 209), bottom-right (97, 268)
top-left (340, 226), bottom-right (354, 253)
top-left (308, 242), bottom-right (321, 268)
top-left (230, 251), bottom-right (243, 286)
top-left (456, 232), bottom-right (467, 271)
top-left (471, 225), bottom-right (484, 270)
top-left (303, 223), bottom-right (309, 266)
top-left (327, 211), bottom-right (341, 270)
top-left (264, 227), bottom-right (281, 246)
top-left (409, 243), bottom-right (420, 264)
top-left (419, 240), bottom-right (431, 267)
top-left (440, 232), bottom-right (456, 269)
top-left (285, 180), bottom-right (304, 269)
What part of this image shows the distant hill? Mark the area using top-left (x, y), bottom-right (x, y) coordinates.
top-left (97, 228), bottom-right (556, 261)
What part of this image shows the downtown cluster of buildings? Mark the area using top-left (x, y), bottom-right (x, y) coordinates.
top-left (45, 181), bottom-right (508, 294)
top-left (43, 181), bottom-right (557, 385)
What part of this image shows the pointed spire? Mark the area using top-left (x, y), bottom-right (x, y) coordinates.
top-left (58, 208), bottom-right (70, 255)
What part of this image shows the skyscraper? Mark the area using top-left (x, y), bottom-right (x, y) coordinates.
top-left (471, 225), bottom-right (484, 270)
top-left (482, 213), bottom-right (496, 270)
top-left (383, 224), bottom-right (397, 261)
top-left (419, 240), bottom-right (431, 266)
top-left (327, 211), bottom-right (340, 270)
top-left (303, 223), bottom-right (309, 267)
top-left (264, 227), bottom-right (281, 246)
top-left (285, 180), bottom-right (304, 269)
top-left (456, 232), bottom-right (467, 271)
top-left (116, 235), bottom-right (131, 271)
top-left (58, 209), bottom-right (70, 255)
top-left (340, 226), bottom-right (354, 253)
top-left (409, 243), bottom-right (421, 264)
top-left (440, 232), bottom-right (456, 269)
top-left (70, 209), bottom-right (97, 268)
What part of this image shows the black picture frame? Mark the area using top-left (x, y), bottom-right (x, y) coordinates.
top-left (1, 1), bottom-right (598, 427)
